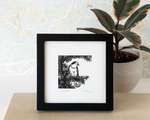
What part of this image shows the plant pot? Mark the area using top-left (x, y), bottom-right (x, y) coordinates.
top-left (113, 49), bottom-right (143, 92)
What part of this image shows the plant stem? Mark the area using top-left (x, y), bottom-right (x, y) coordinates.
top-left (116, 20), bottom-right (119, 28)
top-left (114, 20), bottom-right (120, 60)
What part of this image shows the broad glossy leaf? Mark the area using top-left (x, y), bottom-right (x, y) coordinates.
top-left (91, 9), bottom-right (115, 32)
top-left (120, 45), bottom-right (135, 50)
top-left (113, 0), bottom-right (140, 20)
top-left (120, 45), bottom-right (150, 54)
top-left (120, 31), bottom-right (141, 48)
top-left (77, 28), bottom-right (108, 34)
top-left (125, 4), bottom-right (150, 29)
top-left (117, 24), bottom-right (124, 31)
top-left (140, 45), bottom-right (150, 53)
top-left (115, 24), bottom-right (125, 41)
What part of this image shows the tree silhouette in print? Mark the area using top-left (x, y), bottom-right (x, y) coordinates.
top-left (58, 55), bottom-right (92, 88)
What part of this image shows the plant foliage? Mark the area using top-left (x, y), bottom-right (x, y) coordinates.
top-left (113, 0), bottom-right (140, 20)
top-left (125, 4), bottom-right (150, 29)
top-left (77, 0), bottom-right (150, 61)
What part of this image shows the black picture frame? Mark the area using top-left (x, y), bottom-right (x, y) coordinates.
top-left (37, 34), bottom-right (113, 111)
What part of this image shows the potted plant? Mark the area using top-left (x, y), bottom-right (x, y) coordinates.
top-left (77, 0), bottom-right (150, 92)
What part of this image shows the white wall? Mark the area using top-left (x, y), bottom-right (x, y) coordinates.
top-left (0, 0), bottom-right (150, 120)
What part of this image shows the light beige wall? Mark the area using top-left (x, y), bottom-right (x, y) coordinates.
top-left (0, 0), bottom-right (149, 94)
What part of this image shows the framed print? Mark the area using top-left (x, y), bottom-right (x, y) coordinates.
top-left (37, 34), bottom-right (113, 111)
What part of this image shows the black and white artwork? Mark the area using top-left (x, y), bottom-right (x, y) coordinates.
top-left (58, 55), bottom-right (92, 89)
top-left (44, 41), bottom-right (107, 104)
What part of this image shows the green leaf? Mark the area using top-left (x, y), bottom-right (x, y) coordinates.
top-left (125, 4), bottom-right (150, 29)
top-left (91, 9), bottom-right (115, 32)
top-left (119, 31), bottom-right (141, 48)
top-left (115, 24), bottom-right (125, 41)
top-left (120, 45), bottom-right (150, 54)
top-left (77, 28), bottom-right (108, 34)
top-left (113, 0), bottom-right (140, 20)
top-left (140, 45), bottom-right (150, 53)
top-left (117, 24), bottom-right (125, 31)
top-left (120, 45), bottom-right (135, 50)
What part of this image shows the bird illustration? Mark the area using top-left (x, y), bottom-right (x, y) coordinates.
top-left (68, 61), bottom-right (79, 77)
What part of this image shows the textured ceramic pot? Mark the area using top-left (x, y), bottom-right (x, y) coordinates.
top-left (114, 49), bottom-right (143, 92)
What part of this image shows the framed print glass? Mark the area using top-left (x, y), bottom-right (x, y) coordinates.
top-left (37, 34), bottom-right (113, 111)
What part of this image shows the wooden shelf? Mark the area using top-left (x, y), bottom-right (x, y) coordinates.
top-left (4, 93), bottom-right (150, 120)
